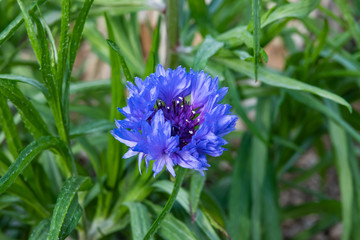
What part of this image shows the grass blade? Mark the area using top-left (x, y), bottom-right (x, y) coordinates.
top-left (0, 96), bottom-right (22, 158)
top-left (251, 0), bottom-right (261, 81)
top-left (29, 219), bottom-right (51, 240)
top-left (56, 0), bottom-right (70, 95)
top-left (69, 0), bottom-right (94, 70)
top-left (189, 172), bottom-right (205, 221)
top-left (144, 16), bottom-right (161, 77)
top-left (0, 136), bottom-right (68, 195)
top-left (143, 168), bottom-right (186, 240)
top-left (228, 133), bottom-right (251, 240)
top-left (47, 176), bottom-right (90, 240)
top-left (224, 70), bottom-right (267, 143)
top-left (0, 81), bottom-right (50, 138)
top-left (107, 39), bottom-right (133, 82)
top-left (193, 35), bottom-right (224, 70)
top-left (146, 201), bottom-right (197, 240)
top-left (153, 180), bottom-right (220, 240)
top-left (328, 103), bottom-right (353, 240)
top-left (15, 0), bottom-right (42, 62)
top-left (124, 202), bottom-right (151, 240)
top-left (289, 91), bottom-right (360, 144)
top-left (0, 0), bottom-right (46, 45)
top-left (216, 58), bottom-right (352, 112)
top-left (250, 99), bottom-right (271, 240)
top-left (0, 74), bottom-right (48, 96)
top-left (261, 0), bottom-right (320, 28)
top-left (334, 0), bottom-right (360, 48)
top-left (69, 120), bottom-right (114, 138)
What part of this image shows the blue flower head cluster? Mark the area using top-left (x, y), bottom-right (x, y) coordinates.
top-left (111, 65), bottom-right (237, 177)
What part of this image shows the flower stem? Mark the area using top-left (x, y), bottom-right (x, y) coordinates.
top-left (143, 167), bottom-right (186, 240)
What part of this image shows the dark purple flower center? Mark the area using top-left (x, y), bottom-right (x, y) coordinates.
top-left (150, 97), bottom-right (200, 148)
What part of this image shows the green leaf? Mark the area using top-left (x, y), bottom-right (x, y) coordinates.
top-left (289, 91), bottom-right (360, 144)
top-left (261, 0), bottom-right (320, 28)
top-left (47, 176), bottom-right (90, 240)
top-left (69, 0), bottom-right (94, 70)
top-left (153, 180), bottom-right (220, 240)
top-left (146, 201), bottom-right (197, 240)
top-left (16, 0), bottom-right (42, 62)
top-left (250, 99), bottom-right (271, 240)
top-left (144, 16), bottom-right (161, 77)
top-left (69, 120), bottom-right (114, 138)
top-left (252, 0), bottom-right (261, 80)
top-left (334, 0), bottom-right (360, 48)
top-left (0, 136), bottom-right (68, 195)
top-left (0, 81), bottom-right (50, 138)
top-left (328, 102), bottom-right (353, 240)
top-left (224, 70), bottom-right (267, 143)
top-left (282, 200), bottom-right (341, 220)
top-left (56, 0), bottom-right (70, 94)
top-left (106, 39), bottom-right (133, 82)
top-left (193, 35), bottom-right (224, 70)
top-left (0, 74), bottom-right (48, 96)
top-left (228, 133), bottom-right (252, 240)
top-left (0, 0), bottom-right (46, 45)
top-left (188, 0), bottom-right (216, 36)
top-left (104, 15), bottom-right (127, 215)
top-left (69, 79), bottom-right (110, 94)
top-left (0, 96), bottom-right (22, 158)
top-left (143, 167), bottom-right (186, 240)
top-left (59, 198), bottom-right (83, 239)
top-left (29, 219), bottom-right (51, 240)
top-left (123, 202), bottom-right (151, 240)
top-left (216, 58), bottom-right (352, 112)
top-left (189, 172), bottom-right (205, 221)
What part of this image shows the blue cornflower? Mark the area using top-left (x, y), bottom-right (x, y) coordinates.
top-left (111, 64), bottom-right (237, 177)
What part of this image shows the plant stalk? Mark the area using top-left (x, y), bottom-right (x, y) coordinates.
top-left (143, 167), bottom-right (186, 240)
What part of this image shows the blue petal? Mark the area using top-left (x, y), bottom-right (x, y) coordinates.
top-left (110, 127), bottom-right (142, 147)
top-left (152, 64), bottom-right (191, 106)
top-left (190, 70), bottom-right (219, 109)
top-left (173, 145), bottom-right (209, 172)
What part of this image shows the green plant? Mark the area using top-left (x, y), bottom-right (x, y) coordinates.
top-left (0, 0), bottom-right (359, 239)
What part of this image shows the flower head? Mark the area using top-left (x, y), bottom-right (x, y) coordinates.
top-left (111, 64), bottom-right (237, 177)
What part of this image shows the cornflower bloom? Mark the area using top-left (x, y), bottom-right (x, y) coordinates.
top-left (111, 65), bottom-right (237, 177)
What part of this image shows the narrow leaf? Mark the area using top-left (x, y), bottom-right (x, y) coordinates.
top-left (0, 74), bottom-right (48, 96)
top-left (124, 202), bottom-right (151, 240)
top-left (216, 58), bottom-right (352, 112)
top-left (69, 120), bottom-right (114, 138)
top-left (0, 81), bottom-right (50, 138)
top-left (0, 96), bottom-right (22, 158)
top-left (16, 0), bottom-right (41, 62)
top-left (47, 176), bottom-right (90, 240)
top-left (193, 35), bottom-right (224, 70)
top-left (0, 0), bottom-right (46, 45)
top-left (0, 136), bottom-right (68, 195)
top-left (106, 39), bottom-right (133, 82)
top-left (228, 133), bottom-right (252, 240)
top-left (261, 0), bottom-right (320, 28)
top-left (252, 0), bottom-right (261, 81)
top-left (144, 16), bottom-right (161, 77)
top-left (189, 172), bottom-right (205, 221)
top-left (29, 219), bottom-right (51, 240)
top-left (146, 201), bottom-right (197, 240)
top-left (69, 0), bottom-right (94, 70)
top-left (153, 180), bottom-right (220, 240)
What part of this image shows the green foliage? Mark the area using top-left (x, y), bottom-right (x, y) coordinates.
top-left (0, 0), bottom-right (359, 239)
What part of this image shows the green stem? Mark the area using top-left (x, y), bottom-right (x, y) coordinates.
top-left (165, 0), bottom-right (180, 68)
top-left (143, 167), bottom-right (186, 240)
